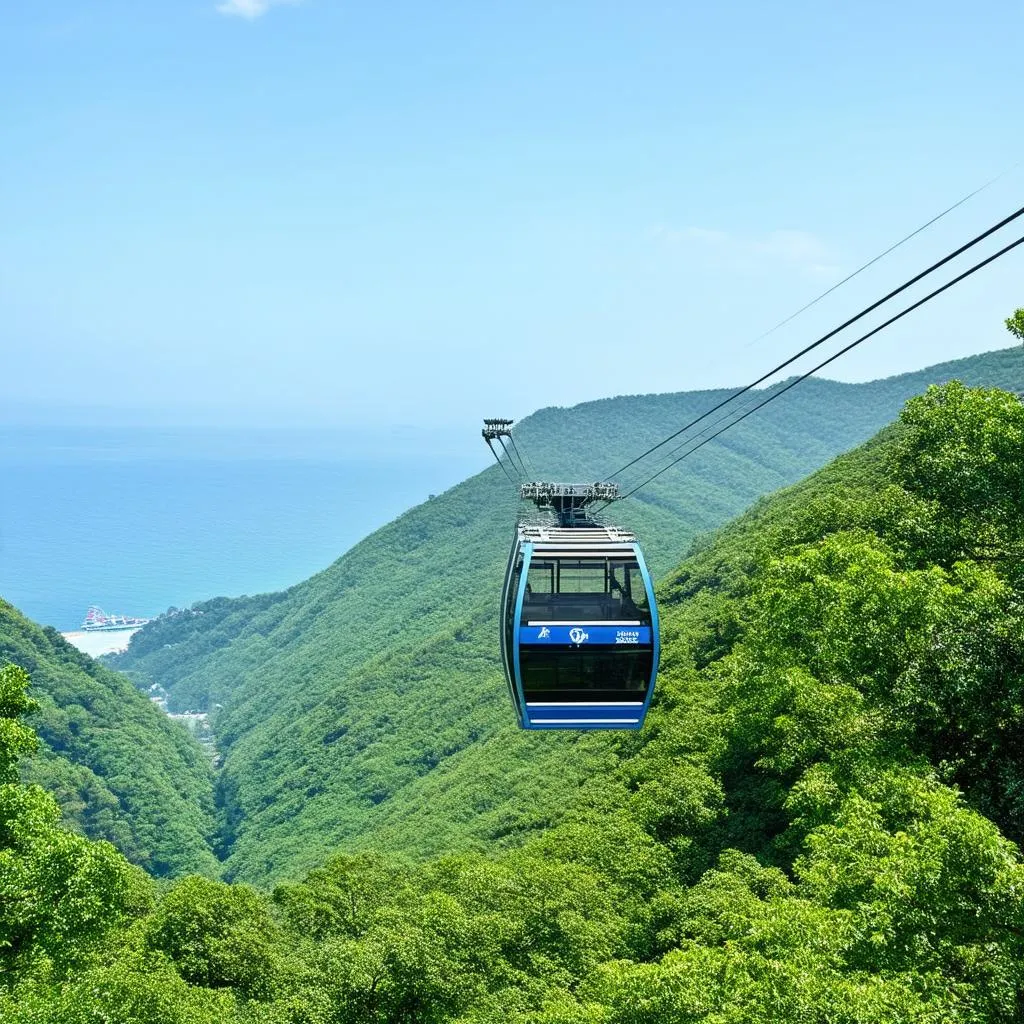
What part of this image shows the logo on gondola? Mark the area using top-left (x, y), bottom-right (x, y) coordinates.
top-left (615, 630), bottom-right (640, 644)
top-left (569, 627), bottom-right (589, 645)
top-left (537, 627), bottom-right (551, 639)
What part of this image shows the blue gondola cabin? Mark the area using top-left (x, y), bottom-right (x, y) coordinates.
top-left (500, 522), bottom-right (659, 729)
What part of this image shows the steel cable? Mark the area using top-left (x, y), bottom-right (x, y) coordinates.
top-left (607, 203), bottom-right (1024, 483)
top-left (612, 231), bottom-right (1024, 502)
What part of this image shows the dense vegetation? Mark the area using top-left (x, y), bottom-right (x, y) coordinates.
top-left (0, 601), bottom-right (218, 877)
top-left (5, 379), bottom-right (1024, 1021)
top-left (111, 347), bottom-right (1024, 884)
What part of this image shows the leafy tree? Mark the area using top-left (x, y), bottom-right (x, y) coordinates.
top-left (0, 663), bottom-right (151, 983)
top-left (892, 382), bottom-right (1024, 563)
top-left (273, 853), bottom-right (414, 941)
top-left (1006, 307), bottom-right (1024, 342)
top-left (0, 663), bottom-right (39, 782)
top-left (144, 875), bottom-right (280, 998)
top-left (2, 953), bottom-right (239, 1024)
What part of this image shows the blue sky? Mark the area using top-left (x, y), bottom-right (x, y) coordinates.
top-left (2, 1), bottom-right (1022, 427)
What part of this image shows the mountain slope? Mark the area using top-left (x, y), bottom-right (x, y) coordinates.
top-left (10, 380), bottom-right (1023, 1022)
top-left (112, 346), bottom-right (1024, 883)
top-left (0, 600), bottom-right (219, 876)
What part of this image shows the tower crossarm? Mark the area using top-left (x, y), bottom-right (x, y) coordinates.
top-left (520, 481), bottom-right (619, 526)
top-left (520, 482), bottom-right (619, 503)
top-left (482, 418), bottom-right (515, 440)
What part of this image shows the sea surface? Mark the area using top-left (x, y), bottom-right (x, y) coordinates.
top-left (0, 426), bottom-right (486, 631)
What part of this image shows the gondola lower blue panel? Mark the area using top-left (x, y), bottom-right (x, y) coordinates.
top-left (500, 523), bottom-right (660, 731)
top-left (522, 703), bottom-right (646, 728)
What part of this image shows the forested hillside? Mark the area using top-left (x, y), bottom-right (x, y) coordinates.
top-left (111, 347), bottom-right (1024, 884)
top-left (5, 380), bottom-right (1024, 1022)
top-left (0, 600), bottom-right (218, 877)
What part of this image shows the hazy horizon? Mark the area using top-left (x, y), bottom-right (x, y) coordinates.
top-left (4, 342), bottom-right (1022, 431)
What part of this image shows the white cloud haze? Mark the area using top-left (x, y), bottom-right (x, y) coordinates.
top-left (654, 225), bottom-right (841, 279)
top-left (216, 0), bottom-right (300, 19)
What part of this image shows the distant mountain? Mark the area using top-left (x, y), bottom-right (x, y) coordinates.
top-left (110, 347), bottom-right (1024, 884)
top-left (0, 600), bottom-right (219, 877)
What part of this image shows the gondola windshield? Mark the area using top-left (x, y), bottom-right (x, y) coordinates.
top-left (518, 556), bottom-right (653, 703)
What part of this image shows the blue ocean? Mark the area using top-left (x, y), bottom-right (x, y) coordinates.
top-left (0, 426), bottom-right (486, 631)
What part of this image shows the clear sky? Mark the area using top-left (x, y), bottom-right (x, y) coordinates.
top-left (2, 1), bottom-right (1022, 428)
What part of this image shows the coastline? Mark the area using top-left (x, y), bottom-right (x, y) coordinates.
top-left (61, 629), bottom-right (140, 659)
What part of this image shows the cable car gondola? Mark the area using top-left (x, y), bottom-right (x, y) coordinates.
top-left (497, 482), bottom-right (660, 730)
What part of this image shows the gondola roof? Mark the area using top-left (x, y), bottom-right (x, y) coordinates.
top-left (515, 522), bottom-right (638, 549)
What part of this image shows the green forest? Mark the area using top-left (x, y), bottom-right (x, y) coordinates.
top-left (109, 346), bottom-right (1024, 884)
top-left (4, 372), bottom-right (1024, 1021)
